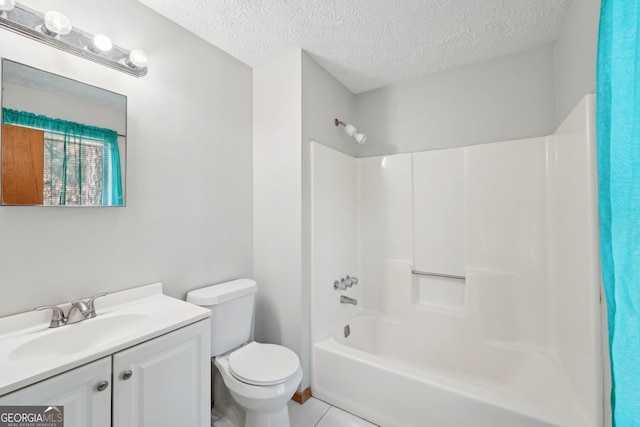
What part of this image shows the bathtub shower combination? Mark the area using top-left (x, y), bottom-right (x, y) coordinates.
top-left (310, 96), bottom-right (602, 427)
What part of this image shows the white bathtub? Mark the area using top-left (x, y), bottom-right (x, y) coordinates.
top-left (311, 313), bottom-right (589, 427)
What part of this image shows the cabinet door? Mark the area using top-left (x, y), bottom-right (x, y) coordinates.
top-left (113, 320), bottom-right (210, 427)
top-left (0, 357), bottom-right (111, 427)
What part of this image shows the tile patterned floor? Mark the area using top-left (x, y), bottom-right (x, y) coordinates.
top-left (288, 397), bottom-right (378, 427)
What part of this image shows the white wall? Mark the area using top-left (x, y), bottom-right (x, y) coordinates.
top-left (554, 0), bottom-right (600, 125)
top-left (301, 53), bottom-right (357, 158)
top-left (0, 0), bottom-right (253, 317)
top-left (252, 49), bottom-right (305, 386)
top-left (354, 44), bottom-right (557, 157)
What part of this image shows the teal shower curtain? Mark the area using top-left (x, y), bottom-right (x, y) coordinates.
top-left (596, 1), bottom-right (640, 425)
top-left (2, 108), bottom-right (122, 205)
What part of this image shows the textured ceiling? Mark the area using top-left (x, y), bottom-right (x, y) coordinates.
top-left (138, 0), bottom-right (570, 94)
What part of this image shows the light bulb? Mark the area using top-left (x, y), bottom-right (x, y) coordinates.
top-left (43, 11), bottom-right (72, 36)
top-left (0, 0), bottom-right (15, 12)
top-left (89, 34), bottom-right (112, 53)
top-left (354, 133), bottom-right (367, 144)
top-left (128, 49), bottom-right (148, 68)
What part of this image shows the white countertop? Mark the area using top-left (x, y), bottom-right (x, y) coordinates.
top-left (0, 283), bottom-right (210, 396)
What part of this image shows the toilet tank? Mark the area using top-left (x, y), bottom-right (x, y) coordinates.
top-left (186, 279), bottom-right (258, 357)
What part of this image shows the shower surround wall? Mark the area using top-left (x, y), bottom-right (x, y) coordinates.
top-left (310, 95), bottom-right (601, 427)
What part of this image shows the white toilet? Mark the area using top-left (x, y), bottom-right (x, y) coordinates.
top-left (187, 279), bottom-right (302, 427)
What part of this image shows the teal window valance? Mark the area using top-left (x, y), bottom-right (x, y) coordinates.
top-left (2, 108), bottom-right (123, 206)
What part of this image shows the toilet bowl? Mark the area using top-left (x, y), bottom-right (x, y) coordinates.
top-left (214, 343), bottom-right (303, 427)
top-left (187, 279), bottom-right (302, 427)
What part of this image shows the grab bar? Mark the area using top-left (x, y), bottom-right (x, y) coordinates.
top-left (412, 270), bottom-right (465, 280)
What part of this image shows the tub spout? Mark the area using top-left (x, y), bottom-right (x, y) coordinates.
top-left (340, 296), bottom-right (357, 305)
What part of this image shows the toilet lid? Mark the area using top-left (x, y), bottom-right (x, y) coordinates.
top-left (229, 342), bottom-right (300, 386)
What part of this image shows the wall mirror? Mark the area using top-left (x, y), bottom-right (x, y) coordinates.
top-left (1, 59), bottom-right (126, 206)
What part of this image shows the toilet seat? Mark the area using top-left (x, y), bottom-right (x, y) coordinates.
top-left (229, 342), bottom-right (300, 386)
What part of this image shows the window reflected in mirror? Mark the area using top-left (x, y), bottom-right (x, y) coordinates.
top-left (1, 59), bottom-right (126, 206)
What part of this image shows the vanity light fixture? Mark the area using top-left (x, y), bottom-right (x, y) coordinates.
top-left (0, 2), bottom-right (148, 77)
top-left (89, 34), bottom-right (113, 53)
top-left (127, 48), bottom-right (148, 69)
top-left (41, 10), bottom-right (72, 37)
top-left (0, 0), bottom-right (15, 18)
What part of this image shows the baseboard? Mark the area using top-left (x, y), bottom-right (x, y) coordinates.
top-left (291, 387), bottom-right (312, 404)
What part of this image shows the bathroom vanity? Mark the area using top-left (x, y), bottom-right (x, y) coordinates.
top-left (0, 283), bottom-right (211, 427)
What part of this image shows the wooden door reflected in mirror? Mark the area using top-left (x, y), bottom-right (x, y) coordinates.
top-left (1, 124), bottom-right (44, 205)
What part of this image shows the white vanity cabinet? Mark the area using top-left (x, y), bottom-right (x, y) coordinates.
top-left (113, 319), bottom-right (210, 427)
top-left (0, 357), bottom-right (112, 427)
top-left (0, 319), bottom-right (210, 427)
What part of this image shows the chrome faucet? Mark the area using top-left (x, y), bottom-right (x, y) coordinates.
top-left (333, 276), bottom-right (359, 290)
top-left (340, 295), bottom-right (357, 305)
top-left (35, 292), bottom-right (108, 328)
top-left (66, 300), bottom-right (92, 324)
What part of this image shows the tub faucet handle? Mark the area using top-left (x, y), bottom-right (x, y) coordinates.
top-left (344, 276), bottom-right (354, 287)
top-left (334, 280), bottom-right (347, 291)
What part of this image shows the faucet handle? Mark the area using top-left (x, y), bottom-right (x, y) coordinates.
top-left (35, 305), bottom-right (67, 328)
top-left (86, 292), bottom-right (108, 318)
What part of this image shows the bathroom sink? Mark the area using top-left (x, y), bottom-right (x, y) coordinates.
top-left (0, 282), bottom-right (211, 396)
top-left (8, 313), bottom-right (151, 362)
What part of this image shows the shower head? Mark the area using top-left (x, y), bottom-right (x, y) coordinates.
top-left (353, 132), bottom-right (367, 144)
top-left (335, 118), bottom-right (367, 144)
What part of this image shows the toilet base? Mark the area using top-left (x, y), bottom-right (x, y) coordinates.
top-left (212, 407), bottom-right (289, 427)
top-left (244, 406), bottom-right (290, 427)
top-left (211, 408), bottom-right (235, 427)
top-left (212, 414), bottom-right (234, 427)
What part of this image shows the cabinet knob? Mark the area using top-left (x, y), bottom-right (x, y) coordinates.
top-left (96, 381), bottom-right (109, 392)
top-left (122, 370), bottom-right (133, 380)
